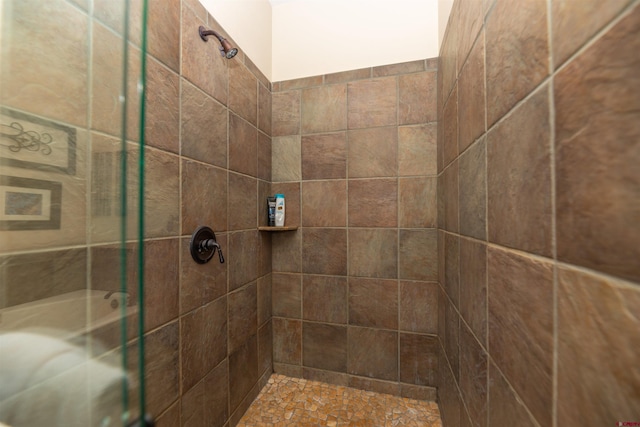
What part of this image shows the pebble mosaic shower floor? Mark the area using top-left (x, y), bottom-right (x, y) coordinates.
top-left (237, 374), bottom-right (443, 426)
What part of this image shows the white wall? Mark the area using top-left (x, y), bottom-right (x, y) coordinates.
top-left (199, 0), bottom-right (446, 82)
top-left (438, 0), bottom-right (455, 50)
top-left (272, 0), bottom-right (440, 82)
top-left (200, 0), bottom-right (273, 80)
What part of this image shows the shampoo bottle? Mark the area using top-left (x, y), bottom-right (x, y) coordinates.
top-left (275, 194), bottom-right (285, 226)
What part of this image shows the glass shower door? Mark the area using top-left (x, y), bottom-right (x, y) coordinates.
top-left (0, 0), bottom-right (148, 425)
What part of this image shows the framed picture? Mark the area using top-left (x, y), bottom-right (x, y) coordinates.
top-left (0, 107), bottom-right (76, 175)
top-left (0, 175), bottom-right (62, 230)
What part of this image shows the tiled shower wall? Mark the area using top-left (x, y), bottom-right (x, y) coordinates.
top-left (437, 0), bottom-right (640, 426)
top-left (2, 0), bottom-right (273, 426)
top-left (270, 59), bottom-right (440, 399)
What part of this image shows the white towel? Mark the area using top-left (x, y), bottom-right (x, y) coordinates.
top-left (0, 332), bottom-right (127, 427)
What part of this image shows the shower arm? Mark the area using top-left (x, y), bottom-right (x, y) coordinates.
top-left (198, 26), bottom-right (238, 59)
top-left (198, 26), bottom-right (226, 43)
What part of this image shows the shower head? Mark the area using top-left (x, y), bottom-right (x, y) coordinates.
top-left (198, 26), bottom-right (238, 59)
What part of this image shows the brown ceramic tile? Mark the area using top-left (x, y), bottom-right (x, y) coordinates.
top-left (272, 91), bottom-right (300, 136)
top-left (302, 275), bottom-right (348, 324)
top-left (257, 274), bottom-right (272, 326)
top-left (348, 377), bottom-right (400, 396)
top-left (272, 273), bottom-right (302, 318)
top-left (555, 7), bottom-right (640, 282)
top-left (278, 75), bottom-right (323, 91)
top-left (443, 160), bottom-right (459, 234)
top-left (401, 384), bottom-right (438, 402)
top-left (348, 179), bottom-right (398, 227)
top-left (258, 321), bottom-right (273, 376)
top-left (485, 0), bottom-right (548, 126)
top-left (399, 177), bottom-right (437, 228)
top-left (271, 231), bottom-right (301, 273)
top-left (181, 308), bottom-right (206, 393)
top-left (229, 61), bottom-right (258, 126)
top-left (443, 294), bottom-right (460, 383)
top-left (348, 229), bottom-right (398, 279)
top-left (348, 78), bottom-right (397, 129)
top-left (2, 0), bottom-right (88, 127)
top-left (303, 368), bottom-right (350, 386)
top-left (143, 322), bottom-right (180, 416)
top-left (156, 402), bottom-right (180, 427)
top-left (181, 79), bottom-right (227, 167)
top-left (444, 232), bottom-right (461, 307)
top-left (272, 182), bottom-right (301, 227)
top-left (229, 334), bottom-right (258, 412)
top-left (145, 147), bottom-right (180, 238)
top-left (557, 266), bottom-right (640, 425)
top-left (459, 323), bottom-right (487, 427)
top-left (348, 327), bottom-right (398, 381)
top-left (488, 247), bottom-right (553, 426)
top-left (398, 123), bottom-right (438, 176)
top-left (228, 282), bottom-right (258, 353)
top-left (147, 0), bottom-right (180, 72)
top-left (301, 132), bottom-right (347, 180)
top-left (456, 0), bottom-right (484, 69)
top-left (437, 231), bottom-right (446, 287)
top-left (181, 4), bottom-right (227, 104)
top-left (301, 84), bottom-right (348, 134)
top-left (348, 127), bottom-right (398, 178)
top-left (324, 67), bottom-right (371, 84)
top-left (399, 281), bottom-right (438, 334)
top-left (272, 136), bottom-right (301, 182)
top-left (203, 297), bottom-right (228, 372)
top-left (487, 86), bottom-right (552, 257)
top-left (272, 318), bottom-right (302, 365)
top-left (458, 33), bottom-right (485, 153)
top-left (229, 113), bottom-right (258, 177)
top-left (259, 229), bottom-right (273, 275)
top-left (273, 363), bottom-right (303, 378)
top-left (257, 133), bottom-right (272, 182)
top-left (488, 361), bottom-right (538, 427)
top-left (399, 71), bottom-right (437, 125)
top-left (440, 2), bottom-right (459, 111)
top-left (146, 56), bottom-right (180, 154)
top-left (144, 239), bottom-right (179, 331)
top-left (443, 84), bottom-right (458, 167)
top-left (552, 0), bottom-right (631, 68)
top-left (303, 322), bottom-right (348, 372)
top-left (182, 0), bottom-right (207, 20)
top-left (181, 159), bottom-right (227, 234)
top-left (302, 228), bottom-right (347, 276)
top-left (399, 333), bottom-right (438, 386)
top-left (459, 137), bottom-right (487, 240)
top-left (204, 360), bottom-right (229, 427)
top-left (228, 173), bottom-right (257, 231)
top-left (459, 238), bottom-right (487, 346)
top-left (258, 83), bottom-right (272, 136)
top-left (301, 180), bottom-right (347, 227)
top-left (373, 60), bottom-right (425, 77)
top-left (399, 229), bottom-right (438, 282)
top-left (438, 331), bottom-right (462, 427)
top-left (228, 230), bottom-right (259, 290)
top-left (244, 56), bottom-right (270, 89)
top-left (349, 278), bottom-right (398, 329)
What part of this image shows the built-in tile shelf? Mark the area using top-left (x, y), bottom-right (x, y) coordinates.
top-left (258, 226), bottom-right (298, 231)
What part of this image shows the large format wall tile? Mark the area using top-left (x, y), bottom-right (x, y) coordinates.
top-left (301, 228), bottom-right (347, 276)
top-left (348, 229), bottom-right (398, 279)
top-left (348, 78), bottom-right (397, 129)
top-left (229, 113), bottom-right (258, 177)
top-left (147, 0), bottom-right (180, 72)
top-left (488, 361), bottom-right (538, 427)
top-left (228, 172), bottom-right (257, 231)
top-left (399, 333), bottom-right (438, 386)
top-left (458, 34), bottom-right (485, 153)
top-left (301, 133), bottom-right (347, 180)
top-left (398, 124), bottom-right (438, 176)
top-left (399, 177), bottom-right (437, 228)
top-left (459, 138), bottom-right (486, 240)
top-left (399, 71), bottom-right (437, 125)
top-left (485, 0), bottom-right (548, 126)
top-left (272, 273), bottom-right (301, 318)
top-left (348, 327), bottom-right (398, 381)
top-left (459, 238), bottom-right (487, 346)
top-left (272, 318), bottom-right (302, 365)
top-left (399, 229), bottom-right (438, 281)
top-left (272, 91), bottom-right (300, 136)
top-left (229, 61), bottom-right (258, 126)
top-left (303, 322), bottom-right (348, 372)
top-left (302, 275), bottom-right (348, 324)
top-left (488, 247), bottom-right (553, 426)
top-left (555, 6), bottom-right (640, 282)
top-left (301, 180), bottom-right (347, 227)
top-left (349, 277), bottom-right (398, 329)
top-left (146, 56), bottom-right (180, 154)
top-left (301, 84), bottom-right (347, 134)
top-left (181, 160), bottom-right (227, 234)
top-left (348, 179), bottom-right (398, 227)
top-left (181, 80), bottom-right (227, 167)
top-left (399, 281), bottom-right (438, 334)
top-left (487, 86), bottom-right (552, 257)
top-left (557, 267), bottom-right (640, 425)
top-left (272, 136), bottom-right (301, 182)
top-left (348, 127), bottom-right (398, 178)
top-left (459, 323), bottom-right (487, 427)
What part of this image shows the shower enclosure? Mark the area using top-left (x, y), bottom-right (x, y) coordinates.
top-left (0, 0), bottom-right (149, 425)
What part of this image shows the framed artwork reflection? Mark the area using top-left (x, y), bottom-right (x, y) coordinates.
top-left (0, 175), bottom-right (62, 230)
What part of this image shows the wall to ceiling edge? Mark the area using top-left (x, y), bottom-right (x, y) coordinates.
top-left (202, 0), bottom-right (446, 83)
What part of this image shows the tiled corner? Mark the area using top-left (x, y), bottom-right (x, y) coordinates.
top-left (399, 71), bottom-right (437, 125)
top-left (399, 281), bottom-right (438, 334)
top-left (398, 123), bottom-right (438, 176)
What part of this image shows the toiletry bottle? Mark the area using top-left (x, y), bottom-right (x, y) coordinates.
top-left (275, 194), bottom-right (285, 226)
top-left (267, 196), bottom-right (276, 226)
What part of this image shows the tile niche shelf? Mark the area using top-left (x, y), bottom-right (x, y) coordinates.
top-left (258, 226), bottom-right (298, 231)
